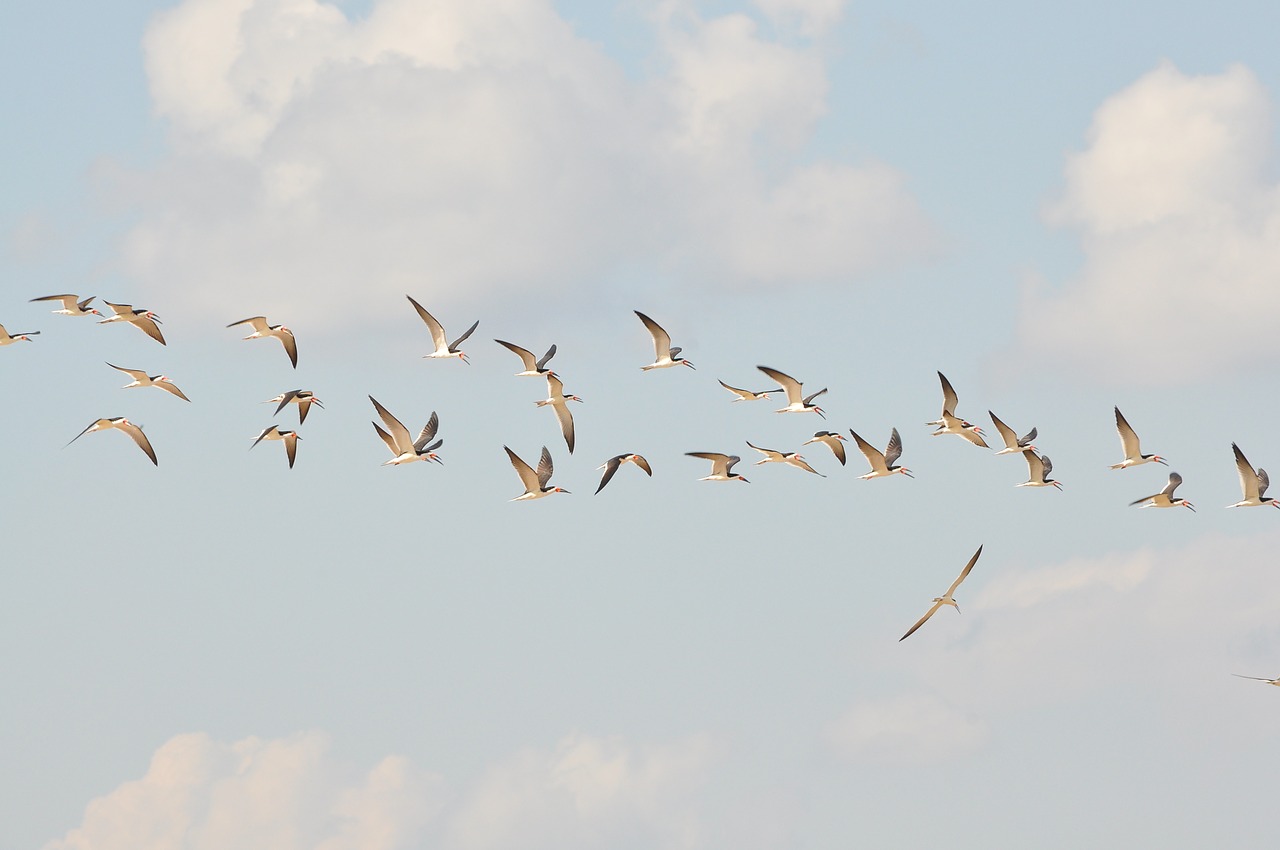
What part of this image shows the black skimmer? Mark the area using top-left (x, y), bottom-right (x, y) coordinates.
top-left (1228, 443), bottom-right (1278, 508)
top-left (100, 302), bottom-right (165, 345)
top-left (30, 294), bottom-right (101, 317)
top-left (989, 411), bottom-right (1037, 456)
top-left (1018, 450), bottom-right (1062, 489)
top-left (1129, 472), bottom-right (1194, 511)
top-left (505, 445), bottom-right (569, 500)
top-left (251, 426), bottom-right (300, 468)
top-left (636, 311), bottom-right (694, 370)
top-left (1232, 674), bottom-right (1280, 686)
top-left (927, 372), bottom-right (986, 447)
top-left (369, 396), bottom-right (442, 466)
top-left (68, 417), bottom-right (157, 465)
top-left (535, 374), bottom-right (581, 454)
top-left (107, 363), bottom-right (190, 401)
top-left (899, 545), bottom-right (982, 641)
top-left (756, 365), bottom-right (825, 417)
top-left (265, 390), bottom-right (323, 424)
top-left (850, 428), bottom-right (912, 479)
top-left (686, 452), bottom-right (749, 482)
top-left (1110, 407), bottom-right (1166, 469)
top-left (494, 339), bottom-right (557, 377)
top-left (407, 295), bottom-right (477, 363)
top-left (0, 324), bottom-right (39, 345)
top-left (804, 431), bottom-right (848, 466)
top-left (717, 380), bottom-right (781, 402)
top-left (746, 441), bottom-right (824, 476)
top-left (227, 316), bottom-right (296, 367)
top-left (594, 453), bottom-right (652, 494)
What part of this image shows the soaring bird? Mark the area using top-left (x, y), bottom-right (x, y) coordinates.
top-left (494, 339), bottom-right (557, 377)
top-left (717, 380), bottom-right (781, 402)
top-left (407, 295), bottom-right (477, 363)
top-left (100, 302), bottom-right (165, 345)
top-left (989, 411), bottom-right (1037, 456)
top-left (535, 374), bottom-right (582, 454)
top-left (506, 445), bottom-right (570, 500)
top-left (927, 372), bottom-right (986, 447)
top-left (899, 545), bottom-right (983, 641)
top-left (635, 311), bottom-right (694, 370)
top-left (227, 316), bottom-right (296, 367)
top-left (107, 363), bottom-right (190, 401)
top-left (1110, 407), bottom-right (1166, 469)
top-left (250, 426), bottom-right (300, 469)
top-left (30, 294), bottom-right (101, 317)
top-left (686, 452), bottom-right (749, 482)
top-left (1129, 472), bottom-right (1194, 511)
top-left (594, 453), bottom-right (652, 495)
top-left (0, 324), bottom-right (39, 345)
top-left (1227, 443), bottom-right (1278, 508)
top-left (265, 390), bottom-right (323, 424)
top-left (850, 428), bottom-right (912, 480)
top-left (803, 431), bottom-right (848, 466)
top-left (745, 441), bottom-right (824, 476)
top-left (1018, 450), bottom-right (1062, 490)
top-left (756, 366), bottom-right (826, 417)
top-left (67, 417), bottom-right (157, 465)
top-left (369, 396), bottom-right (442, 466)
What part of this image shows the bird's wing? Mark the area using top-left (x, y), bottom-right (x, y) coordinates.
top-left (1019, 426), bottom-right (1038, 447)
top-left (718, 380), bottom-right (753, 400)
top-left (31, 294), bottom-right (78, 309)
top-left (884, 428), bottom-right (904, 468)
top-left (1233, 443), bottom-right (1261, 501)
top-left (449, 319), bottom-right (479, 351)
top-left (635, 311), bottom-right (671, 359)
top-left (536, 344), bottom-right (557, 370)
top-left (67, 419), bottom-right (107, 447)
top-left (369, 396), bottom-right (413, 452)
top-left (407, 296), bottom-right (447, 351)
top-left (945, 545), bottom-right (983, 595)
top-left (135, 315), bottom-right (166, 345)
top-left (1163, 472), bottom-right (1184, 497)
top-left (546, 374), bottom-right (565, 397)
top-left (278, 331), bottom-right (297, 368)
top-left (296, 398), bottom-right (312, 423)
top-left (551, 401), bottom-right (575, 454)
top-left (78, 296), bottom-right (97, 310)
top-left (1115, 407), bottom-right (1141, 458)
top-left (373, 423), bottom-right (398, 457)
top-left (273, 390), bottom-right (301, 415)
top-left (1039, 453), bottom-right (1054, 479)
top-left (989, 410), bottom-right (1017, 449)
top-left (757, 366), bottom-right (803, 404)
top-left (1023, 449), bottom-right (1045, 481)
top-left (413, 411), bottom-right (440, 451)
top-left (1258, 468), bottom-right (1270, 499)
top-left (106, 301), bottom-right (134, 316)
top-left (157, 381), bottom-right (191, 402)
top-left (803, 387), bottom-right (828, 405)
top-left (505, 446), bottom-right (541, 492)
top-left (959, 428), bottom-right (990, 448)
top-left (850, 430), bottom-right (886, 472)
top-left (251, 426), bottom-right (278, 449)
top-left (899, 601), bottom-right (945, 642)
top-left (595, 456), bottom-right (622, 494)
top-left (633, 454), bottom-right (653, 476)
top-left (119, 421), bottom-right (158, 465)
top-left (938, 372), bottom-right (959, 416)
top-left (537, 446), bottom-right (554, 489)
top-left (792, 457), bottom-right (824, 476)
top-left (1128, 493), bottom-right (1160, 507)
top-left (284, 434), bottom-right (298, 468)
top-left (227, 316), bottom-right (269, 332)
top-left (495, 339), bottom-right (538, 370)
top-left (107, 363), bottom-right (148, 381)
top-left (746, 441), bottom-right (782, 461)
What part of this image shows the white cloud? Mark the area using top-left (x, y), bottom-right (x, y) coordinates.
top-left (110, 0), bottom-right (933, 327)
top-left (752, 0), bottom-right (845, 38)
top-left (43, 730), bottom-right (715, 850)
top-left (826, 694), bottom-right (987, 764)
top-left (1014, 62), bottom-right (1280, 385)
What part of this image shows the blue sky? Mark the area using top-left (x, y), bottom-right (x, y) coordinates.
top-left (4, 1), bottom-right (1280, 848)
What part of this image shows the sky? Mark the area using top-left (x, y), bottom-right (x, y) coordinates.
top-left (3, 0), bottom-right (1280, 847)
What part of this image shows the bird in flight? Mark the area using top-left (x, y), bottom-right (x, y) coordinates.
top-left (227, 316), bottom-right (297, 367)
top-left (757, 365), bottom-right (826, 417)
top-left (594, 453), bottom-right (652, 495)
top-left (803, 431), bottom-right (848, 466)
top-left (635, 311), bottom-right (694, 370)
top-left (251, 425), bottom-right (300, 469)
top-left (686, 452), bottom-right (749, 482)
top-left (989, 411), bottom-right (1037, 456)
top-left (0, 324), bottom-right (39, 345)
top-left (899, 545), bottom-right (983, 641)
top-left (506, 445), bottom-right (570, 500)
top-left (926, 372), bottom-right (987, 447)
top-left (1227, 443), bottom-right (1278, 508)
top-left (68, 417), bottom-right (158, 466)
top-left (369, 397), bottom-right (442, 466)
top-left (107, 363), bottom-right (191, 402)
top-left (1129, 472), bottom-right (1194, 511)
top-left (30, 293), bottom-right (101, 317)
top-left (101, 302), bottom-right (165, 345)
top-left (408, 295), bottom-right (477, 363)
top-left (265, 390), bottom-right (323, 424)
top-left (1110, 407), bottom-right (1166, 469)
top-left (850, 428), bottom-right (912, 480)
top-left (495, 339), bottom-right (558, 377)
top-left (1018, 450), bottom-right (1062, 490)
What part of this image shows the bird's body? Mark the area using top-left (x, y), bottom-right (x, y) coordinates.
top-left (30, 294), bottom-right (101, 317)
top-left (265, 390), bottom-right (323, 424)
top-left (899, 545), bottom-right (983, 641)
top-left (68, 417), bottom-right (157, 465)
top-left (803, 431), bottom-right (847, 466)
top-left (850, 428), bottom-right (912, 479)
top-left (989, 411), bottom-right (1037, 456)
top-left (595, 453), bottom-right (653, 494)
top-left (927, 372), bottom-right (986, 446)
top-left (534, 374), bottom-right (581, 454)
top-left (1017, 450), bottom-right (1062, 489)
top-left (369, 396), bottom-right (442, 466)
top-left (686, 452), bottom-right (749, 482)
top-left (0, 324), bottom-right (39, 345)
top-left (1130, 472), bottom-right (1194, 511)
top-left (1227, 443), bottom-right (1278, 508)
top-left (100, 302), bottom-right (165, 345)
top-left (1111, 407), bottom-right (1166, 469)
top-left (494, 339), bottom-right (557, 377)
top-left (107, 363), bottom-right (190, 401)
top-left (250, 426), bottom-right (300, 468)
top-left (757, 365), bottom-right (826, 417)
top-left (746, 441), bottom-right (824, 476)
top-left (636, 311), bottom-right (694, 370)
top-left (718, 380), bottom-right (780, 402)
top-left (408, 295), bottom-right (477, 362)
top-left (227, 316), bottom-right (296, 367)
top-left (506, 445), bottom-right (569, 500)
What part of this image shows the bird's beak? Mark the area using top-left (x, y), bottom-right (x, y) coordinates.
top-left (460, 352), bottom-right (470, 364)
top-left (815, 408), bottom-right (826, 420)
top-left (1054, 481), bottom-right (1064, 490)
top-left (1156, 457), bottom-right (1168, 465)
top-left (1185, 503), bottom-right (1196, 512)
top-left (902, 469), bottom-right (915, 478)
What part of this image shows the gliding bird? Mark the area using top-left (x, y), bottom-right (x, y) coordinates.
top-left (927, 372), bottom-right (987, 447)
top-left (226, 316), bottom-right (297, 367)
top-left (594, 453), bottom-right (653, 494)
top-left (1227, 443), bottom-right (1278, 508)
top-left (989, 411), bottom-right (1037, 456)
top-left (745, 441), bottom-right (825, 476)
top-left (635, 311), bottom-right (694, 370)
top-left (100, 302), bottom-right (165, 345)
top-left (1018, 450), bottom-right (1062, 489)
top-left (717, 380), bottom-right (781, 402)
top-left (535, 374), bottom-right (582, 454)
top-left (265, 390), bottom-right (323, 424)
top-left (30, 294), bottom-right (101, 317)
top-left (803, 431), bottom-right (848, 466)
top-left (107, 363), bottom-right (190, 401)
top-left (494, 339), bottom-right (557, 377)
top-left (369, 396), bottom-right (442, 466)
top-left (1110, 407), bottom-right (1166, 469)
top-left (0, 324), bottom-right (39, 345)
top-left (505, 445), bottom-right (570, 500)
top-left (850, 428), bottom-right (912, 479)
top-left (899, 545), bottom-right (983, 642)
top-left (408, 295), bottom-right (477, 362)
top-left (757, 365), bottom-right (826, 417)
top-left (686, 452), bottom-right (749, 482)
top-left (1129, 472), bottom-right (1194, 511)
top-left (250, 426), bottom-right (300, 469)
top-left (67, 417), bottom-right (157, 465)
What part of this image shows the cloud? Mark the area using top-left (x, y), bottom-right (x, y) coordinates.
top-left (1013, 61), bottom-right (1280, 385)
top-left (826, 694), bottom-right (987, 764)
top-left (43, 730), bottom-right (715, 850)
top-left (108, 0), bottom-right (932, 327)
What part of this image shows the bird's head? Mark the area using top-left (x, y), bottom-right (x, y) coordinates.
top-left (90, 308), bottom-right (103, 317)
top-left (569, 395), bottom-right (584, 403)
top-left (737, 476), bottom-right (750, 484)
top-left (18, 334), bottom-right (34, 342)
top-left (553, 486), bottom-right (571, 494)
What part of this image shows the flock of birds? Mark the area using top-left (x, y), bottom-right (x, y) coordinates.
top-left (5, 292), bottom-right (1279, 661)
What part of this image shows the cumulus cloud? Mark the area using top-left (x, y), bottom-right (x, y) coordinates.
top-left (43, 730), bottom-right (715, 850)
top-left (1014, 62), bottom-right (1280, 385)
top-left (109, 0), bottom-right (932, 326)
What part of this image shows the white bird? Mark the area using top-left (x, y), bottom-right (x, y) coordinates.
top-left (0, 324), bottom-right (39, 345)
top-left (369, 396), bottom-right (442, 466)
top-left (717, 380), bottom-right (781, 402)
top-left (1018, 450), bottom-right (1062, 489)
top-left (1110, 407), bottom-right (1166, 469)
top-left (899, 545), bottom-right (983, 641)
top-left (107, 363), bottom-right (190, 401)
top-left (535, 374), bottom-right (581, 454)
top-left (989, 411), bottom-right (1037, 456)
top-left (850, 428), bottom-right (912, 479)
top-left (686, 452), bottom-right (749, 482)
top-left (264, 390), bottom-right (323, 424)
top-left (1232, 674), bottom-right (1280, 686)
top-left (100, 301), bottom-right (165, 345)
top-left (407, 295), bottom-right (477, 362)
top-left (595, 453), bottom-right (653, 494)
top-left (250, 425), bottom-right (300, 469)
top-left (1130, 472), bottom-right (1194, 511)
top-left (756, 365), bottom-right (826, 417)
top-left (506, 445), bottom-right (570, 500)
top-left (67, 417), bottom-right (157, 465)
top-left (30, 294), bottom-right (101, 317)
top-left (636, 311), bottom-right (694, 370)
top-left (803, 431), bottom-right (848, 466)
top-left (227, 316), bottom-right (296, 367)
top-left (745, 441), bottom-right (825, 476)
top-left (927, 372), bottom-right (987, 447)
top-left (494, 339), bottom-right (557, 377)
top-left (1227, 443), bottom-right (1278, 508)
